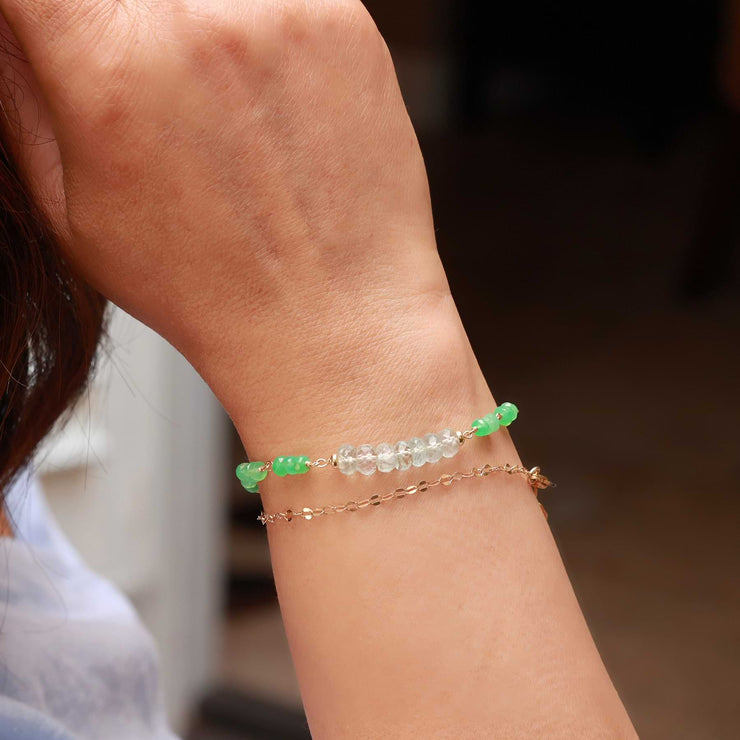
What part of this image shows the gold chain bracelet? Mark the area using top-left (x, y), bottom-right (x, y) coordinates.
top-left (257, 463), bottom-right (554, 525)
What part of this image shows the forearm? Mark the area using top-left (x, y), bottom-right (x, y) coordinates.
top-left (196, 282), bottom-right (636, 738)
top-left (0, 1), bottom-right (635, 732)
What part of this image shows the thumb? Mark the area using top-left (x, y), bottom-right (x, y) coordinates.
top-left (0, 14), bottom-right (67, 239)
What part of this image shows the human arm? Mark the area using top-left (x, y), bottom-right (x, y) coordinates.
top-left (0, 1), bottom-right (636, 736)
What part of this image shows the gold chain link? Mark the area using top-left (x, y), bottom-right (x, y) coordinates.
top-left (257, 463), bottom-right (553, 525)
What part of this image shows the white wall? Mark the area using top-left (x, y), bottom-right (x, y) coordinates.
top-left (37, 307), bottom-right (229, 732)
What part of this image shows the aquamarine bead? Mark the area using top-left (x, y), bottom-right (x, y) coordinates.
top-left (424, 432), bottom-right (443, 463)
top-left (395, 440), bottom-right (413, 471)
top-left (375, 443), bottom-right (398, 473)
top-left (337, 444), bottom-right (357, 475)
top-left (355, 444), bottom-right (377, 476)
top-left (409, 437), bottom-right (427, 467)
top-left (439, 429), bottom-right (460, 458)
top-left (497, 402), bottom-right (518, 426)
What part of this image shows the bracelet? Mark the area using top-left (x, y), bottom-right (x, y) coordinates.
top-left (236, 402), bottom-right (519, 493)
top-left (256, 462), bottom-right (553, 525)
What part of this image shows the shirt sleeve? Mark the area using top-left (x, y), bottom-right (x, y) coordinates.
top-left (0, 696), bottom-right (77, 740)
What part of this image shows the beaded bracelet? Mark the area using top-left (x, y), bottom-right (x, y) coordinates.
top-left (235, 402), bottom-right (519, 493)
top-left (256, 462), bottom-right (553, 525)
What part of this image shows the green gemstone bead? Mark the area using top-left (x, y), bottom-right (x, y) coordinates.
top-left (497, 402), bottom-right (518, 426)
top-left (473, 417), bottom-right (492, 436)
top-left (484, 412), bottom-right (501, 433)
top-left (272, 456), bottom-right (290, 477)
top-left (242, 481), bottom-right (260, 493)
top-left (294, 455), bottom-right (310, 474)
top-left (236, 461), bottom-right (268, 486)
top-left (245, 461), bottom-right (268, 482)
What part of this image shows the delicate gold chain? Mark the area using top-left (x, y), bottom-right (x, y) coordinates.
top-left (257, 463), bottom-right (553, 525)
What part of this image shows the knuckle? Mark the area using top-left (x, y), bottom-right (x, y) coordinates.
top-left (290, 0), bottom-right (383, 47)
top-left (45, 4), bottom-right (149, 124)
top-left (179, 6), bottom-right (252, 66)
top-left (174, 0), bottom-right (390, 79)
top-left (300, 1), bottom-right (394, 75)
top-left (64, 46), bottom-right (143, 134)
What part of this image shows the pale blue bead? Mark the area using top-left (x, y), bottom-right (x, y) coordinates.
top-left (375, 443), bottom-right (398, 473)
top-left (395, 441), bottom-right (412, 471)
top-left (409, 437), bottom-right (427, 467)
top-left (424, 433), bottom-right (443, 463)
top-left (439, 429), bottom-right (460, 458)
top-left (355, 444), bottom-right (377, 476)
top-left (337, 444), bottom-right (357, 475)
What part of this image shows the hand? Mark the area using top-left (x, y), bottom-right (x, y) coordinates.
top-left (0, 0), bottom-right (450, 433)
top-left (0, 6), bottom-right (639, 736)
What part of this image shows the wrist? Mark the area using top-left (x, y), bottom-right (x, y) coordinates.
top-left (199, 286), bottom-right (505, 487)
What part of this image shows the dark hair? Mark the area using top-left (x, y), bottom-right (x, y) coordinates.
top-left (0, 136), bottom-right (108, 502)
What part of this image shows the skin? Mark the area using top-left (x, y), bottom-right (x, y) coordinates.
top-left (0, 1), bottom-right (637, 737)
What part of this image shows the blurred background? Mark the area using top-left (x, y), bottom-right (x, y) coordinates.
top-left (37, 1), bottom-right (739, 738)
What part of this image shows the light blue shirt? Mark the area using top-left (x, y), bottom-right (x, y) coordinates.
top-left (0, 471), bottom-right (177, 740)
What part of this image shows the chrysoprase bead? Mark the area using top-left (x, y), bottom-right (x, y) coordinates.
top-left (395, 440), bottom-right (413, 471)
top-left (355, 444), bottom-right (377, 476)
top-left (409, 437), bottom-right (427, 467)
top-left (272, 456), bottom-right (290, 477)
top-left (235, 462), bottom-right (268, 486)
top-left (293, 455), bottom-right (310, 474)
top-left (439, 428), bottom-right (460, 458)
top-left (337, 444), bottom-right (357, 475)
top-left (484, 412), bottom-right (501, 433)
top-left (424, 432), bottom-right (443, 463)
top-left (249, 462), bottom-right (268, 481)
top-left (497, 402), bottom-right (518, 426)
top-left (243, 482), bottom-right (260, 493)
top-left (473, 417), bottom-right (492, 436)
top-left (375, 443), bottom-right (398, 473)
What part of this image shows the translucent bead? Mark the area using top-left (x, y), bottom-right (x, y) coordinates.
top-left (424, 433), bottom-right (443, 463)
top-left (337, 444), bottom-right (357, 475)
top-left (375, 443), bottom-right (398, 473)
top-left (439, 429), bottom-right (460, 458)
top-left (236, 461), bottom-right (268, 493)
top-left (272, 456), bottom-right (290, 477)
top-left (409, 437), bottom-right (427, 467)
top-left (497, 402), bottom-right (518, 427)
top-left (355, 444), bottom-right (377, 476)
top-left (395, 440), bottom-right (413, 471)
top-left (294, 455), bottom-right (310, 474)
top-left (473, 417), bottom-right (492, 436)
top-left (246, 462), bottom-right (269, 482)
top-left (484, 412), bottom-right (501, 433)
